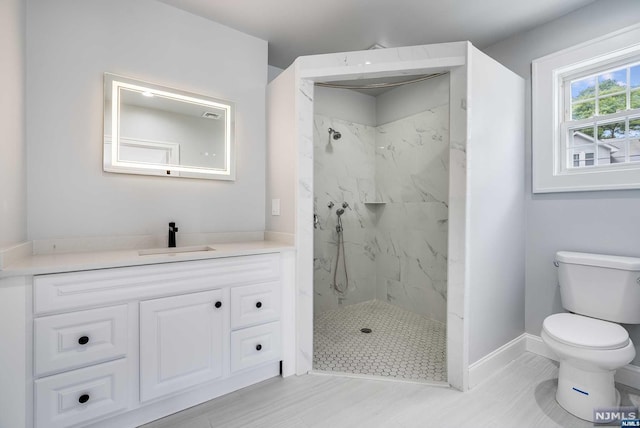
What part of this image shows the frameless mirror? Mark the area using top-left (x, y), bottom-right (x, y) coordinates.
top-left (104, 73), bottom-right (235, 180)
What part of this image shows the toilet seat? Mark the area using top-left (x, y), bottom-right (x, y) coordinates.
top-left (543, 313), bottom-right (629, 350)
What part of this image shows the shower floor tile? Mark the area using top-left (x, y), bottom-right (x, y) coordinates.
top-left (313, 299), bottom-right (446, 383)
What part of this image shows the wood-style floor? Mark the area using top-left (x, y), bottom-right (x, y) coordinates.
top-left (142, 353), bottom-right (640, 428)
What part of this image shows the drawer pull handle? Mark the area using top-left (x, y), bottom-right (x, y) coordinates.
top-left (256, 344), bottom-right (262, 351)
top-left (214, 301), bottom-right (222, 309)
top-left (256, 301), bottom-right (262, 309)
top-left (78, 394), bottom-right (90, 404)
top-left (78, 336), bottom-right (90, 345)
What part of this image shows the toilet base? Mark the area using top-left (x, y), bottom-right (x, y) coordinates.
top-left (556, 361), bottom-right (620, 422)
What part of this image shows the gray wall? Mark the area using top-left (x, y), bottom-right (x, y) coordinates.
top-left (483, 0), bottom-right (640, 365)
top-left (26, 0), bottom-right (267, 240)
top-left (0, 0), bottom-right (26, 249)
top-left (266, 66), bottom-right (297, 235)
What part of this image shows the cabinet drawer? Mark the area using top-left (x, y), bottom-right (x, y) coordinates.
top-left (34, 358), bottom-right (128, 428)
top-left (34, 253), bottom-right (280, 314)
top-left (34, 305), bottom-right (128, 377)
top-left (230, 322), bottom-right (281, 372)
top-left (230, 281), bottom-right (281, 329)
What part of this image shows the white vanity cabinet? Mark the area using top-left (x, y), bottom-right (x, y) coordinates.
top-left (29, 252), bottom-right (284, 428)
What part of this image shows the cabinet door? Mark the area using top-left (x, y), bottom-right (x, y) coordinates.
top-left (140, 290), bottom-right (224, 402)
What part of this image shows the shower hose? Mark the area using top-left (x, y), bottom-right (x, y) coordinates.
top-left (333, 214), bottom-right (348, 293)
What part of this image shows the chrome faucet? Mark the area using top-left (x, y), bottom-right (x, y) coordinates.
top-left (168, 222), bottom-right (178, 248)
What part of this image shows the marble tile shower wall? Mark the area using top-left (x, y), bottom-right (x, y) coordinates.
top-left (313, 115), bottom-right (378, 314)
top-left (375, 106), bottom-right (449, 323)
top-left (313, 106), bottom-right (449, 323)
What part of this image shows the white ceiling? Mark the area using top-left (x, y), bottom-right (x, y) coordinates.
top-left (158, 0), bottom-right (596, 69)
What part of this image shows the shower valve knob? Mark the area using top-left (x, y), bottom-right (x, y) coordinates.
top-left (256, 301), bottom-right (262, 308)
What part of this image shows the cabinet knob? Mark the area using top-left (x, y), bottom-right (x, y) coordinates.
top-left (78, 394), bottom-right (90, 404)
top-left (256, 344), bottom-right (262, 351)
top-left (255, 301), bottom-right (262, 309)
top-left (214, 301), bottom-right (222, 309)
top-left (78, 336), bottom-right (90, 345)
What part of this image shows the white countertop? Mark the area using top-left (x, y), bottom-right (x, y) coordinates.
top-left (0, 240), bottom-right (295, 278)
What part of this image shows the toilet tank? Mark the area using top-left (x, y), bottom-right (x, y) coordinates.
top-left (556, 251), bottom-right (640, 324)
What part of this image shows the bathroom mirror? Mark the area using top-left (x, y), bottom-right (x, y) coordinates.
top-left (103, 73), bottom-right (235, 180)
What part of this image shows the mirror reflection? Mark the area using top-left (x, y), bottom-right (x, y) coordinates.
top-left (104, 73), bottom-right (235, 180)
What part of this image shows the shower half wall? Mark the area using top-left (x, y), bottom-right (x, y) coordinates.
top-left (313, 75), bottom-right (449, 323)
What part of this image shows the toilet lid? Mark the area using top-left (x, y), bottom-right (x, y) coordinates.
top-left (543, 313), bottom-right (630, 350)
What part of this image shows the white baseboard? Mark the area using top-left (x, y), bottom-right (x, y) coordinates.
top-left (468, 332), bottom-right (640, 391)
top-left (468, 333), bottom-right (527, 389)
top-left (617, 364), bottom-right (640, 391)
top-left (523, 333), bottom-right (557, 360)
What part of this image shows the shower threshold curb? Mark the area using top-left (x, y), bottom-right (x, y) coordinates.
top-left (309, 369), bottom-right (450, 388)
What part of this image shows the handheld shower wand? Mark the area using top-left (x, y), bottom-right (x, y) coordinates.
top-left (333, 207), bottom-right (348, 293)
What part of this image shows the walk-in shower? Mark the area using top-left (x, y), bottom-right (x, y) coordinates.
top-left (313, 72), bottom-right (450, 383)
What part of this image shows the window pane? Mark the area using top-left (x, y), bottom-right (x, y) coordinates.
top-left (630, 118), bottom-right (640, 138)
top-left (598, 69), bottom-right (627, 95)
top-left (598, 93), bottom-right (626, 115)
top-left (632, 89), bottom-right (640, 109)
top-left (597, 121), bottom-right (625, 140)
top-left (600, 142), bottom-right (626, 164)
top-left (631, 65), bottom-right (640, 90)
top-left (571, 76), bottom-right (595, 102)
top-left (597, 145), bottom-right (611, 165)
top-left (569, 126), bottom-right (595, 146)
top-left (572, 100), bottom-right (595, 120)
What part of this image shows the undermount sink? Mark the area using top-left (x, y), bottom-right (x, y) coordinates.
top-left (138, 245), bottom-right (216, 256)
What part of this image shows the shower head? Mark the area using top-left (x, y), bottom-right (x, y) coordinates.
top-left (328, 128), bottom-right (342, 140)
top-left (336, 208), bottom-right (345, 216)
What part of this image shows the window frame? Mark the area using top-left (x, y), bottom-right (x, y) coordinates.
top-left (532, 24), bottom-right (640, 193)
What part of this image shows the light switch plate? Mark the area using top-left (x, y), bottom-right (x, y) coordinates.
top-left (271, 199), bottom-right (280, 216)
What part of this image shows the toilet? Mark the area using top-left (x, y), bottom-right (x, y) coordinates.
top-left (542, 251), bottom-right (640, 422)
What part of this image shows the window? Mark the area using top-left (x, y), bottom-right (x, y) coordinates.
top-left (532, 24), bottom-right (640, 193)
top-left (564, 62), bottom-right (640, 170)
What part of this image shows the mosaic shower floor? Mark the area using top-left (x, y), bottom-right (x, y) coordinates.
top-left (313, 300), bottom-right (447, 383)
